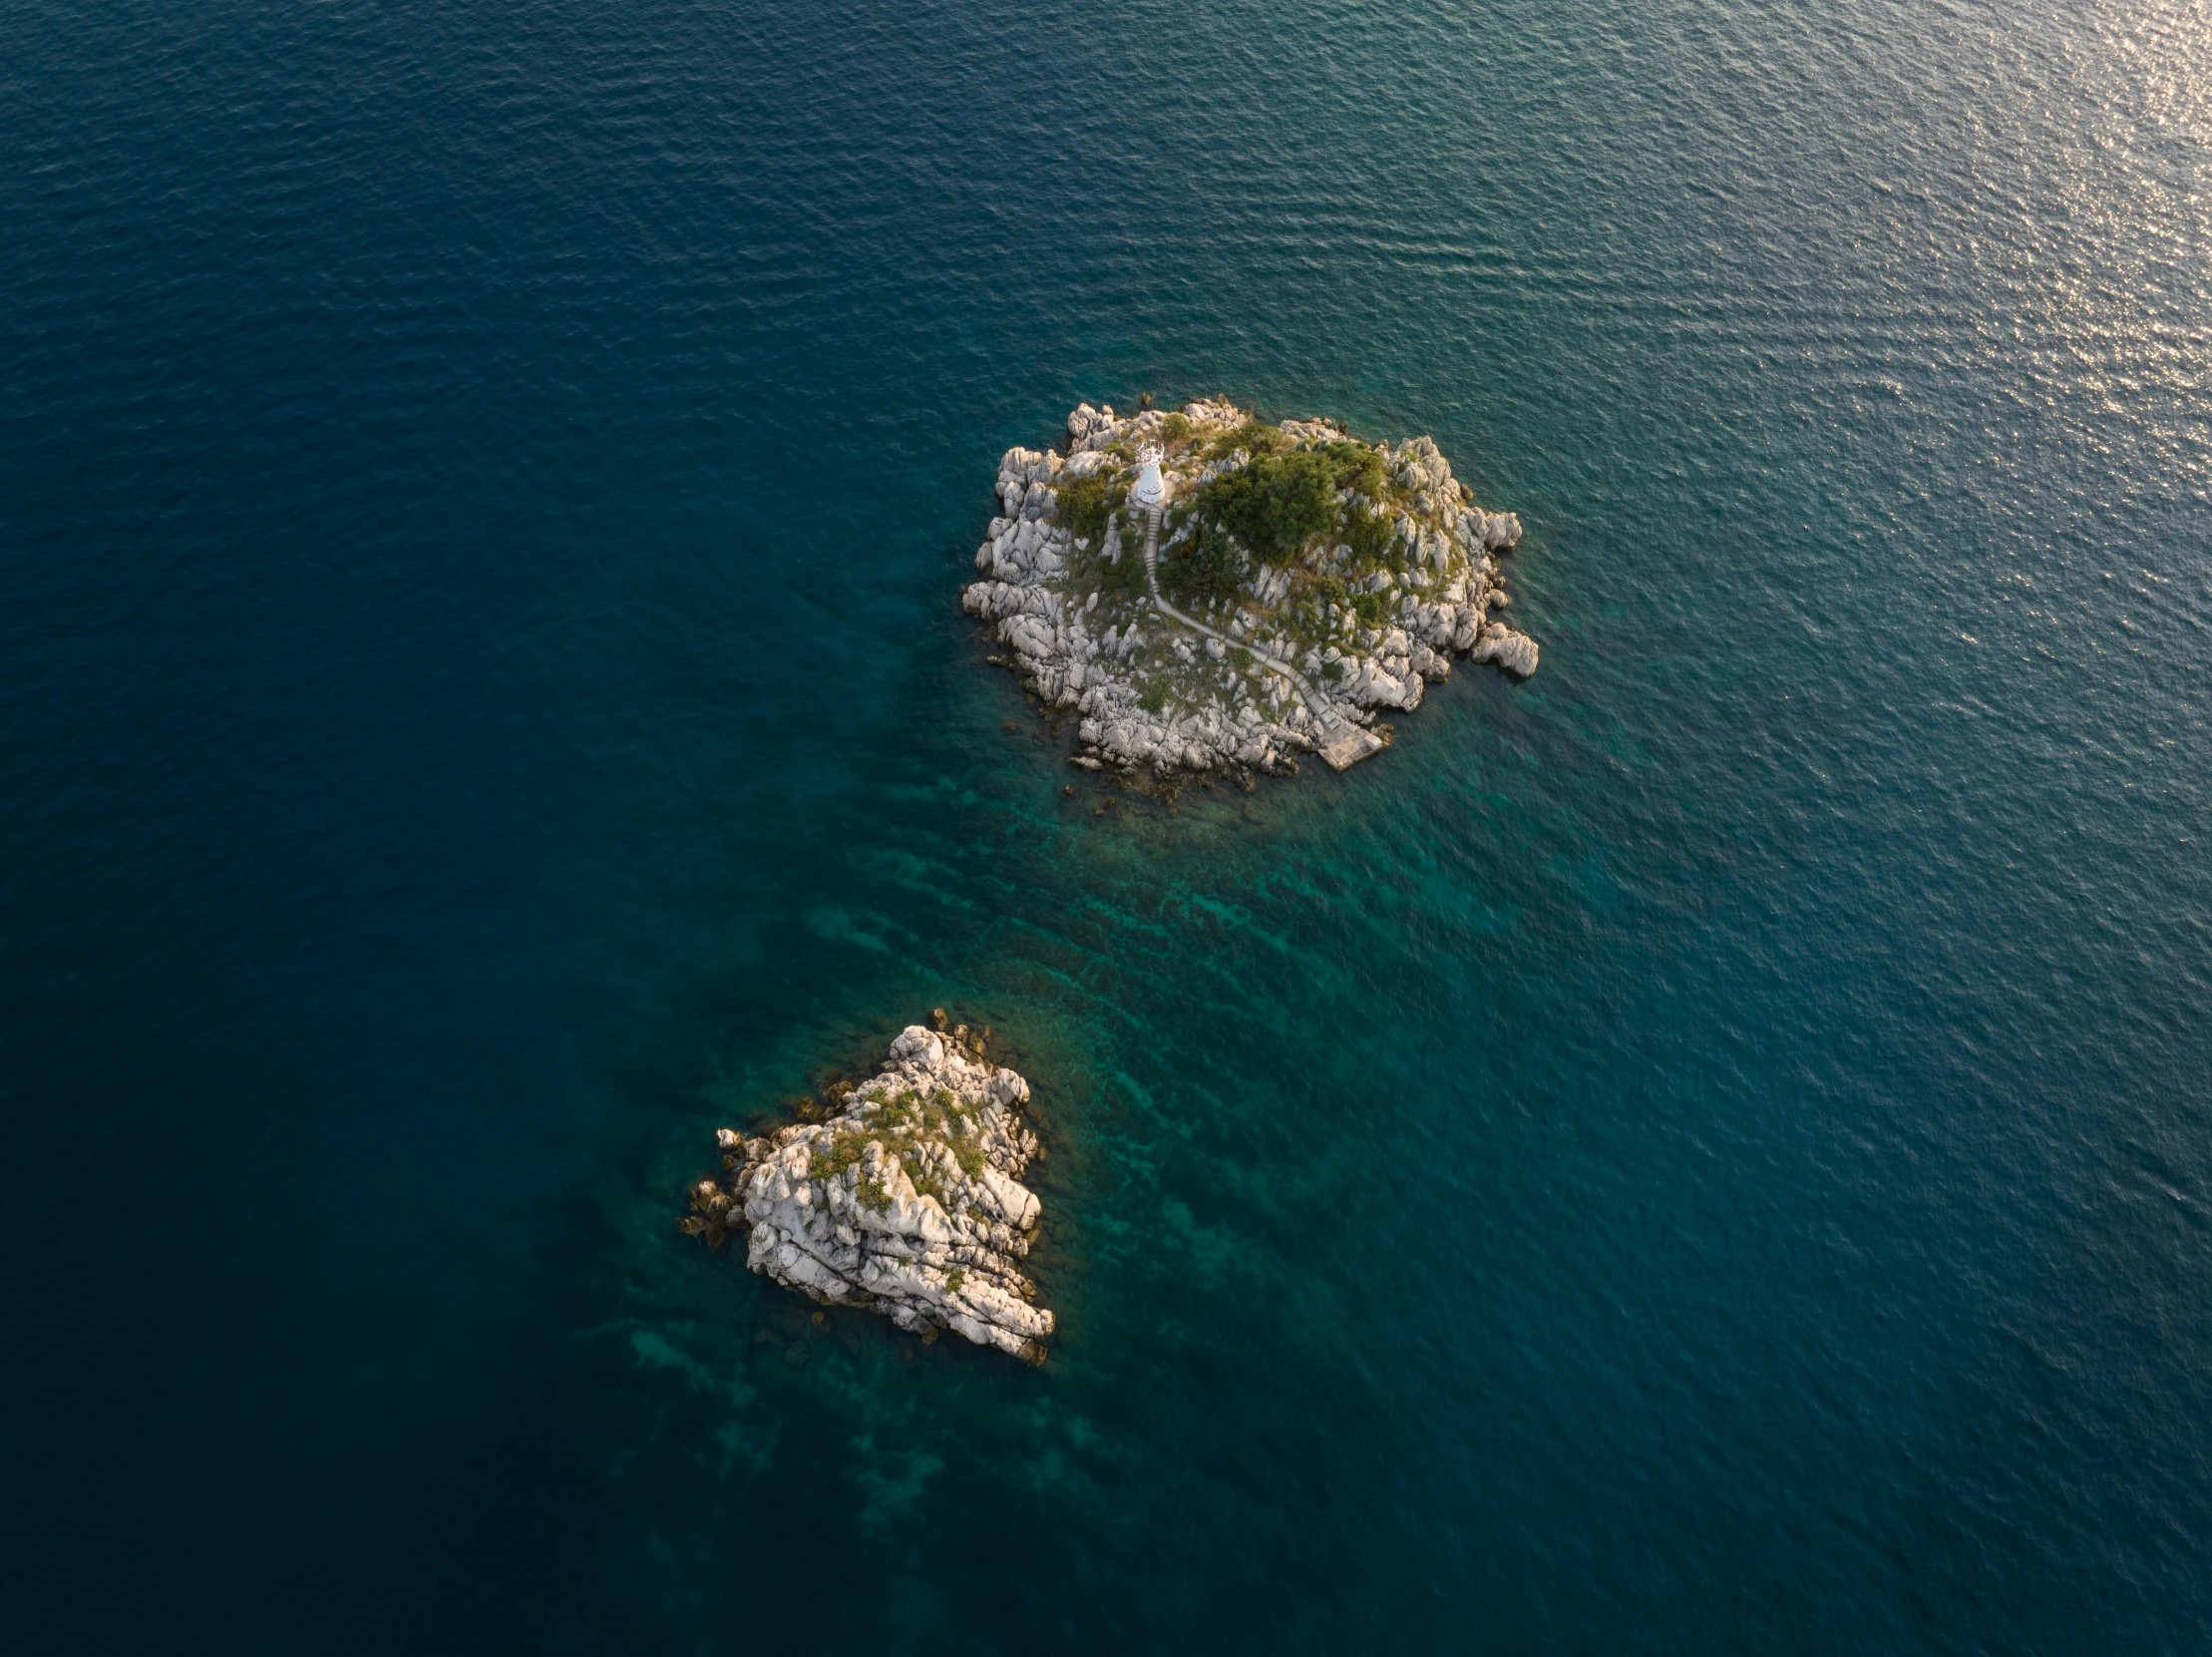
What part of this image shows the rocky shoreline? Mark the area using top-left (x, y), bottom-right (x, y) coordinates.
top-left (682, 1019), bottom-right (1054, 1361)
top-left (963, 397), bottom-right (1540, 778)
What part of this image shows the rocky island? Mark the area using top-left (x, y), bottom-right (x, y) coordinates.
top-left (682, 1021), bottom-right (1054, 1361)
top-left (963, 397), bottom-right (1540, 777)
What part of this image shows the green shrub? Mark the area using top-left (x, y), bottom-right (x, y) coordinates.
top-left (1230, 645), bottom-right (1254, 670)
top-left (809, 1133), bottom-right (865, 1180)
top-left (1193, 451), bottom-right (1337, 563)
top-left (1282, 605), bottom-right (1327, 649)
top-left (944, 1268), bottom-right (965, 1295)
top-left (1090, 546), bottom-right (1148, 599)
top-left (1201, 420), bottom-right (1282, 461)
top-left (1058, 474), bottom-right (1114, 544)
top-left (1343, 499), bottom-right (1398, 570)
top-left (1138, 680), bottom-right (1169, 712)
top-left (1160, 522), bottom-right (1248, 606)
top-left (1313, 440), bottom-right (1390, 500)
top-left (1350, 590), bottom-right (1389, 625)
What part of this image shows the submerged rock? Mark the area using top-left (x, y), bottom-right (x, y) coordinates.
top-left (686, 1025), bottom-right (1054, 1361)
top-left (963, 398), bottom-right (1543, 780)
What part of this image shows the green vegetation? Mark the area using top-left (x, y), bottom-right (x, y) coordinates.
top-left (1191, 450), bottom-right (1339, 564)
top-left (1344, 498), bottom-right (1399, 569)
top-left (1200, 420), bottom-right (1285, 462)
top-left (1230, 645), bottom-right (1254, 670)
top-left (1177, 438), bottom-right (1396, 574)
top-left (804, 1083), bottom-right (993, 1213)
top-left (1058, 473), bottom-right (1117, 545)
top-left (944, 1267), bottom-right (965, 1295)
top-left (1314, 439), bottom-right (1391, 501)
top-left (809, 1132), bottom-right (867, 1181)
top-left (1159, 521), bottom-right (1248, 607)
top-left (947, 1132), bottom-right (987, 1180)
top-left (1137, 679), bottom-right (1170, 712)
top-left (1084, 542), bottom-right (1147, 600)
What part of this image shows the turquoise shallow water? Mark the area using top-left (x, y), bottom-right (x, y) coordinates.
top-left (3, 0), bottom-right (2210, 1649)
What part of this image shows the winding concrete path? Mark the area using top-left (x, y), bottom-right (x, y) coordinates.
top-left (1137, 505), bottom-right (1381, 772)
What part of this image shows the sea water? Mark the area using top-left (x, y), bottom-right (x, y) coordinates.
top-left (3, 0), bottom-right (2208, 1649)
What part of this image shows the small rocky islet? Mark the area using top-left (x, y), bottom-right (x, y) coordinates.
top-left (681, 1019), bottom-right (1055, 1361)
top-left (963, 396), bottom-right (1540, 779)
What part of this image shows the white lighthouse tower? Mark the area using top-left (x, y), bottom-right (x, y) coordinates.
top-left (1131, 444), bottom-right (1168, 511)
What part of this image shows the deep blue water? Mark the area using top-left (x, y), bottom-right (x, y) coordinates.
top-left (5, 0), bottom-right (2210, 1648)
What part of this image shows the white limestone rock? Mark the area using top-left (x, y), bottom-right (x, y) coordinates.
top-left (1471, 624), bottom-right (1540, 678)
top-left (684, 1024), bottom-right (1055, 1361)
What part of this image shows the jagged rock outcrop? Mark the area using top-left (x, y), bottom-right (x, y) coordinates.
top-left (681, 1023), bottom-right (1054, 1361)
top-left (963, 398), bottom-right (1541, 780)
